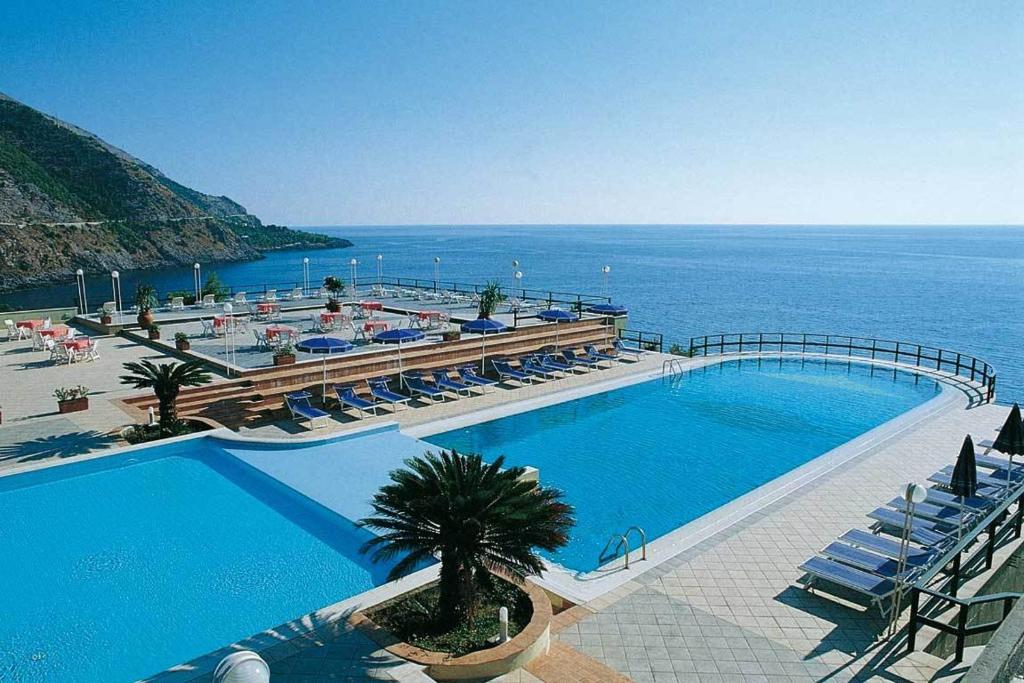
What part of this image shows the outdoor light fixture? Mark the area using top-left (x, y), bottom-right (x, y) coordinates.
top-left (376, 254), bottom-right (383, 285)
top-left (75, 268), bottom-right (88, 314)
top-left (302, 256), bottom-right (310, 294)
top-left (213, 651), bottom-right (270, 683)
top-left (194, 262), bottom-right (202, 301)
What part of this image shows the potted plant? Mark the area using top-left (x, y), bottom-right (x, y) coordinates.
top-left (477, 280), bottom-right (504, 320)
top-left (119, 360), bottom-right (212, 437)
top-left (441, 329), bottom-right (461, 342)
top-left (54, 385), bottom-right (90, 413)
top-left (273, 343), bottom-right (297, 366)
top-left (174, 331), bottom-right (190, 351)
top-left (135, 284), bottom-right (158, 329)
top-left (147, 323), bottom-right (161, 340)
top-left (98, 306), bottom-right (113, 326)
top-left (323, 276), bottom-right (345, 312)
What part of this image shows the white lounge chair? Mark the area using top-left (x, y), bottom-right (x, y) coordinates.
top-left (201, 294), bottom-right (216, 308)
top-left (234, 291), bottom-right (248, 305)
top-left (169, 296), bottom-right (186, 311)
top-left (83, 339), bottom-right (100, 362)
top-left (252, 329), bottom-right (270, 350)
top-left (4, 319), bottom-right (28, 341)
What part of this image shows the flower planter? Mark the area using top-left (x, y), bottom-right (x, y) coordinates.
top-left (175, 340), bottom-right (191, 351)
top-left (137, 310), bottom-right (155, 329)
top-left (274, 354), bottom-right (296, 366)
top-left (58, 397), bottom-right (89, 414)
top-left (100, 315), bottom-right (113, 325)
top-left (351, 579), bottom-right (552, 681)
top-left (148, 330), bottom-right (161, 340)
top-left (441, 331), bottom-right (462, 342)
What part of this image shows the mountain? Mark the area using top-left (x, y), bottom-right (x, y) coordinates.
top-left (0, 93), bottom-right (350, 292)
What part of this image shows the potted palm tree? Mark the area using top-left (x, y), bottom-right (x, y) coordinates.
top-left (119, 360), bottom-right (212, 436)
top-left (54, 385), bottom-right (90, 413)
top-left (174, 331), bottom-right (190, 351)
top-left (273, 343), bottom-right (296, 366)
top-left (477, 281), bottom-right (503, 320)
top-left (147, 322), bottom-right (161, 340)
top-left (135, 284), bottom-right (158, 329)
top-left (359, 450), bottom-right (573, 652)
top-left (323, 276), bottom-right (345, 312)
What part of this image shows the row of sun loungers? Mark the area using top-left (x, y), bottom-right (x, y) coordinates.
top-left (798, 451), bottom-right (1019, 616)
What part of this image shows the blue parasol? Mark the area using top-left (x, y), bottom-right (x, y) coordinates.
top-left (537, 309), bottom-right (577, 349)
top-left (374, 328), bottom-right (426, 385)
top-left (587, 303), bottom-right (629, 316)
top-left (461, 318), bottom-right (508, 373)
top-left (296, 337), bottom-right (353, 401)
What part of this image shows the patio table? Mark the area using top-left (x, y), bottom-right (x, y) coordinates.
top-left (265, 324), bottom-right (297, 340)
top-left (16, 319), bottom-right (45, 330)
top-left (64, 338), bottom-right (91, 351)
top-left (37, 325), bottom-right (70, 338)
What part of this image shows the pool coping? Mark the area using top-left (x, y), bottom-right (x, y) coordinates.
top-left (405, 352), bottom-right (966, 603)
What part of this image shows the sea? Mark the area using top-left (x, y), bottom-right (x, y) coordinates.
top-left (3, 225), bottom-right (1021, 403)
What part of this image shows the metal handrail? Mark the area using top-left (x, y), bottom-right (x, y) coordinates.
top-left (625, 526), bottom-right (647, 561)
top-left (619, 328), bottom-right (664, 353)
top-left (689, 332), bottom-right (996, 403)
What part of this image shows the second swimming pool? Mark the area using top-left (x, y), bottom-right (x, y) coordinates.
top-left (425, 357), bottom-right (944, 572)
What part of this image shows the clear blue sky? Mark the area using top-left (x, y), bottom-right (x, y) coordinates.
top-left (1, 1), bottom-right (1021, 225)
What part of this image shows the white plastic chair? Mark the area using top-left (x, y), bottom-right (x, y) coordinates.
top-left (170, 296), bottom-right (185, 311)
top-left (201, 294), bottom-right (216, 308)
top-left (84, 339), bottom-right (100, 362)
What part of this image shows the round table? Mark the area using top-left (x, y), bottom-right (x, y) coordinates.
top-left (64, 338), bottom-right (91, 351)
top-left (265, 324), bottom-right (297, 340)
top-left (37, 325), bottom-right (70, 338)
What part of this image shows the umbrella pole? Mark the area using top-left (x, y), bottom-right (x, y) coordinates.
top-left (398, 342), bottom-right (404, 389)
top-left (1007, 455), bottom-right (1014, 499)
top-left (322, 356), bottom-right (327, 405)
top-left (481, 334), bottom-right (486, 375)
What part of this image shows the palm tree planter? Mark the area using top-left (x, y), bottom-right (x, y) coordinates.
top-left (147, 324), bottom-right (161, 341)
top-left (54, 385), bottom-right (90, 414)
top-left (135, 284), bottom-right (158, 329)
top-left (357, 449), bottom-right (573, 675)
top-left (120, 360), bottom-right (212, 437)
top-left (351, 576), bottom-right (553, 680)
top-left (174, 332), bottom-right (190, 351)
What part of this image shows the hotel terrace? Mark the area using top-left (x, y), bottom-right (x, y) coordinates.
top-left (1, 271), bottom-right (1022, 683)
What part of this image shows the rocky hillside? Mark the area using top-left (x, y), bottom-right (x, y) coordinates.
top-left (0, 93), bottom-right (349, 291)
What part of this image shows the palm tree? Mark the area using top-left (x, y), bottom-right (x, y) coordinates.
top-left (360, 449), bottom-right (574, 628)
top-left (119, 360), bottom-right (212, 434)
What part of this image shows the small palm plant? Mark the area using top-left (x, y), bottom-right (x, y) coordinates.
top-left (360, 450), bottom-right (574, 628)
top-left (477, 281), bottom-right (504, 319)
top-left (119, 360), bottom-right (212, 435)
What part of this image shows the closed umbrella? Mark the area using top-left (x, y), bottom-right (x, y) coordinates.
top-left (586, 303), bottom-right (628, 316)
top-left (950, 435), bottom-right (978, 540)
top-left (461, 318), bottom-right (507, 373)
top-left (373, 328), bottom-right (425, 386)
top-left (991, 403), bottom-right (1024, 497)
top-left (296, 337), bottom-right (353, 402)
top-left (537, 309), bottom-right (578, 349)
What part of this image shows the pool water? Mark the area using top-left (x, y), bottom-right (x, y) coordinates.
top-left (426, 358), bottom-right (943, 572)
top-left (0, 440), bottom-right (396, 683)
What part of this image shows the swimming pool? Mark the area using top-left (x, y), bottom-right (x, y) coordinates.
top-left (0, 438), bottom-right (398, 683)
top-left (425, 357), bottom-right (944, 573)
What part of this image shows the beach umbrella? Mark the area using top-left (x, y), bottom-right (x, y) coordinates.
top-left (537, 309), bottom-right (578, 349)
top-left (373, 328), bottom-right (425, 386)
top-left (950, 435), bottom-right (978, 540)
top-left (586, 303), bottom-right (629, 316)
top-left (296, 337), bottom-right (353, 402)
top-left (991, 403), bottom-right (1024, 497)
top-left (461, 318), bottom-right (507, 373)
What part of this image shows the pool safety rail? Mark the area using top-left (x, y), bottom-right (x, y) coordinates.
top-left (688, 333), bottom-right (997, 403)
top-left (618, 328), bottom-right (664, 353)
top-left (600, 526), bottom-right (648, 570)
top-left (907, 482), bottom-right (1024, 663)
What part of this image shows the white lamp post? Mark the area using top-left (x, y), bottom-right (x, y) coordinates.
top-left (223, 302), bottom-right (235, 373)
top-left (75, 268), bottom-right (88, 315)
top-left (602, 265), bottom-right (611, 299)
top-left (213, 651), bottom-right (270, 683)
top-left (888, 481), bottom-right (928, 638)
top-left (193, 262), bottom-right (202, 302)
top-left (111, 271), bottom-right (122, 324)
top-left (434, 256), bottom-right (441, 292)
top-left (349, 258), bottom-right (358, 295)
top-left (511, 260), bottom-right (519, 297)
top-left (303, 257), bottom-right (310, 295)
top-left (376, 254), bottom-right (383, 286)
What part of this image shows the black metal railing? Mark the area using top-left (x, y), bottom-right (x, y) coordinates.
top-left (618, 328), bottom-right (663, 352)
top-left (907, 484), bottom-right (1024, 662)
top-left (688, 332), bottom-right (996, 403)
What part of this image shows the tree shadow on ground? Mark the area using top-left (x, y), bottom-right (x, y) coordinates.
top-left (0, 430), bottom-right (116, 464)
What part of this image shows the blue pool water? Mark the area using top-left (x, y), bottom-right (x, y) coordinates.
top-left (426, 358), bottom-right (943, 572)
top-left (0, 439), bottom-right (395, 683)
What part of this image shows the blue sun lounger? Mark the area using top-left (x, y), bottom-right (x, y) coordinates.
top-left (457, 366), bottom-right (498, 392)
top-left (820, 542), bottom-right (920, 581)
top-left (284, 391), bottom-right (330, 430)
top-left (332, 384), bottom-right (379, 419)
top-left (403, 374), bottom-right (447, 402)
top-left (799, 556), bottom-right (896, 617)
top-left (540, 354), bottom-right (580, 374)
top-left (584, 344), bottom-right (618, 365)
top-left (562, 349), bottom-right (601, 369)
top-left (886, 497), bottom-right (975, 526)
top-left (492, 359), bottom-right (533, 385)
top-left (430, 369), bottom-right (475, 397)
top-left (521, 356), bottom-right (558, 379)
top-left (613, 338), bottom-right (644, 360)
top-left (930, 467), bottom-right (1017, 492)
top-left (366, 377), bottom-right (411, 411)
top-left (923, 488), bottom-right (996, 513)
top-left (868, 507), bottom-right (955, 548)
top-left (838, 529), bottom-right (939, 567)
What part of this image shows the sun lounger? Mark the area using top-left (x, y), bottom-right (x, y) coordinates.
top-left (838, 529), bottom-right (939, 566)
top-left (613, 338), bottom-right (644, 360)
top-left (885, 497), bottom-right (974, 526)
top-left (403, 374), bottom-right (448, 402)
top-left (820, 542), bottom-right (919, 580)
top-left (923, 488), bottom-right (996, 512)
top-left (799, 556), bottom-right (896, 617)
top-left (868, 507), bottom-right (955, 548)
top-left (930, 467), bottom-right (1019, 491)
top-left (430, 370), bottom-right (474, 397)
top-left (201, 294), bottom-right (217, 308)
top-left (581, 345), bottom-right (616, 366)
top-left (333, 384), bottom-right (380, 418)
top-left (284, 391), bottom-right (330, 430)
top-left (366, 377), bottom-right (411, 411)
top-left (540, 354), bottom-right (581, 374)
top-left (457, 366), bottom-right (498, 392)
top-left (492, 359), bottom-right (533, 385)
top-left (562, 349), bottom-right (601, 369)
top-left (169, 296), bottom-right (185, 311)
top-left (521, 356), bottom-right (559, 379)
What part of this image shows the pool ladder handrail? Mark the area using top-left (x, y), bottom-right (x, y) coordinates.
top-left (607, 526), bottom-right (647, 569)
top-left (662, 358), bottom-right (684, 376)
